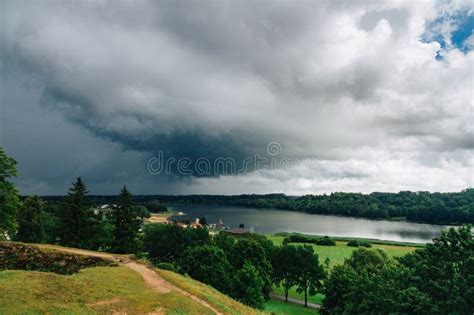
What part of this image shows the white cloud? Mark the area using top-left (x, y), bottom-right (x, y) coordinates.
top-left (1, 0), bottom-right (472, 194)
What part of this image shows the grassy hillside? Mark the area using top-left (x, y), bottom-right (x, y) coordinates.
top-left (0, 242), bottom-right (262, 315)
top-left (0, 266), bottom-right (214, 314)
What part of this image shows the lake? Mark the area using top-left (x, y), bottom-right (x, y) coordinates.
top-left (169, 204), bottom-right (456, 243)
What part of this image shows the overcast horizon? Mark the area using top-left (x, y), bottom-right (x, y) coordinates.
top-left (1, 0), bottom-right (473, 196)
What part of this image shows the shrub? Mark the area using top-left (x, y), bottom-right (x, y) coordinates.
top-left (315, 236), bottom-right (336, 246)
top-left (0, 242), bottom-right (115, 274)
top-left (347, 240), bottom-right (359, 247)
top-left (347, 240), bottom-right (372, 248)
top-left (156, 262), bottom-right (176, 272)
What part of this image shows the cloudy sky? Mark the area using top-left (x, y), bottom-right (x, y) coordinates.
top-left (1, 0), bottom-right (473, 195)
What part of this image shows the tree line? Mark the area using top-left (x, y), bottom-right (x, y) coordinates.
top-left (123, 189), bottom-right (474, 224)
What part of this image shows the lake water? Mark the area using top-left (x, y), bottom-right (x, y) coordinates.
top-left (170, 204), bottom-right (456, 244)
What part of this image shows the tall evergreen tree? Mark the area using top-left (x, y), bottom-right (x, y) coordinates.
top-left (0, 147), bottom-right (21, 239)
top-left (57, 177), bottom-right (93, 248)
top-left (111, 186), bottom-right (142, 254)
top-left (16, 195), bottom-right (45, 243)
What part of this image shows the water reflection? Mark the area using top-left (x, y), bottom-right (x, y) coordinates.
top-left (170, 204), bottom-right (457, 243)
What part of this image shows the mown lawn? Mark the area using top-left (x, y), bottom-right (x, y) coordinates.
top-left (0, 266), bottom-right (213, 315)
top-left (267, 235), bottom-right (418, 267)
top-left (265, 299), bottom-right (319, 315)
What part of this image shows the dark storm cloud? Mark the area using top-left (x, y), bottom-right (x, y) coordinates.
top-left (1, 0), bottom-right (472, 194)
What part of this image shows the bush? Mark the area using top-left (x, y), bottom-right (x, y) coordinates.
top-left (347, 240), bottom-right (359, 247)
top-left (0, 242), bottom-right (115, 274)
top-left (347, 240), bottom-right (372, 248)
top-left (156, 262), bottom-right (176, 272)
top-left (315, 236), bottom-right (336, 246)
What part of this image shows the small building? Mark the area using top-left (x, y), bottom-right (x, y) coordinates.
top-left (226, 227), bottom-right (249, 235)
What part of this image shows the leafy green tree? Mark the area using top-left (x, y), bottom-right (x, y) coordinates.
top-left (110, 186), bottom-right (142, 254)
top-left (213, 231), bottom-right (235, 254)
top-left (0, 147), bottom-right (21, 239)
top-left (273, 245), bottom-right (299, 302)
top-left (57, 177), bottom-right (94, 248)
top-left (229, 239), bottom-right (273, 299)
top-left (15, 195), bottom-right (45, 243)
top-left (345, 247), bottom-right (390, 274)
top-left (231, 262), bottom-right (265, 309)
top-left (180, 245), bottom-right (231, 292)
top-left (323, 227), bottom-right (473, 314)
top-left (133, 205), bottom-right (151, 219)
top-left (144, 224), bottom-right (210, 263)
top-left (399, 224), bottom-right (474, 314)
top-left (294, 245), bottom-right (325, 307)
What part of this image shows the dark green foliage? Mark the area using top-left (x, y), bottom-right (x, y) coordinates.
top-left (0, 242), bottom-right (114, 275)
top-left (133, 205), bottom-right (151, 219)
top-left (15, 196), bottom-right (45, 243)
top-left (156, 262), bottom-right (176, 272)
top-left (180, 245), bottom-right (231, 292)
top-left (199, 216), bottom-right (207, 225)
top-left (229, 239), bottom-right (273, 299)
top-left (283, 234), bottom-right (335, 246)
top-left (141, 189), bottom-right (474, 224)
top-left (213, 231), bottom-right (235, 254)
top-left (315, 236), bottom-right (336, 246)
top-left (0, 147), bottom-right (21, 238)
top-left (56, 177), bottom-right (96, 249)
top-left (143, 224), bottom-right (210, 263)
top-left (230, 262), bottom-right (265, 309)
top-left (145, 202), bottom-right (168, 213)
top-left (272, 245), bottom-right (300, 302)
top-left (110, 186), bottom-right (143, 254)
top-left (346, 240), bottom-right (372, 247)
top-left (294, 245), bottom-right (326, 307)
top-left (398, 224), bottom-right (474, 314)
top-left (323, 225), bottom-right (474, 314)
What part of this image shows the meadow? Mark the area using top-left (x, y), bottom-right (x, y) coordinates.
top-left (267, 234), bottom-right (419, 304)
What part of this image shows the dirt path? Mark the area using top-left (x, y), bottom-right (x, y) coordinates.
top-left (46, 246), bottom-right (222, 315)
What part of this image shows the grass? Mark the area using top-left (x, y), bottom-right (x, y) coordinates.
top-left (265, 299), bottom-right (319, 315)
top-left (0, 266), bottom-right (213, 315)
top-left (267, 234), bottom-right (419, 304)
top-left (267, 235), bottom-right (418, 268)
top-left (156, 268), bottom-right (262, 315)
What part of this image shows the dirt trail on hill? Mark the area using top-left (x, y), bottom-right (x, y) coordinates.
top-left (47, 246), bottom-right (223, 315)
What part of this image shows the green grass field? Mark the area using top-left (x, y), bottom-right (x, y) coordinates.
top-left (267, 234), bottom-right (419, 304)
top-left (267, 235), bottom-right (418, 267)
top-left (0, 266), bottom-right (214, 314)
top-left (265, 299), bottom-right (319, 315)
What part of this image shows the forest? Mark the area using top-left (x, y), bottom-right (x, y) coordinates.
top-left (42, 189), bottom-right (474, 224)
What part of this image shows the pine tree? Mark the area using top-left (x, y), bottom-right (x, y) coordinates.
top-left (111, 186), bottom-right (142, 254)
top-left (16, 195), bottom-right (45, 243)
top-left (57, 177), bottom-right (93, 248)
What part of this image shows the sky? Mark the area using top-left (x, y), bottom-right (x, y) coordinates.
top-left (0, 0), bottom-right (473, 195)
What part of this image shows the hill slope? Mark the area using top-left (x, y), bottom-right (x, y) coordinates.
top-left (0, 242), bottom-right (260, 315)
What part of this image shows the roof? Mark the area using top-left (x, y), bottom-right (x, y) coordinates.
top-left (225, 227), bottom-right (249, 234)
